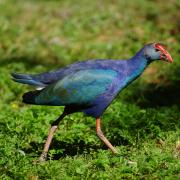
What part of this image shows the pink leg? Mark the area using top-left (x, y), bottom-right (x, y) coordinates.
top-left (39, 126), bottom-right (58, 162)
top-left (96, 118), bottom-right (118, 154)
top-left (39, 113), bottom-right (66, 162)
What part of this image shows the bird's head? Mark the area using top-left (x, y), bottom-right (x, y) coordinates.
top-left (143, 43), bottom-right (173, 63)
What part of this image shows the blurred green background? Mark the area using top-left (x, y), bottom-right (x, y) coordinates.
top-left (0, 0), bottom-right (179, 179)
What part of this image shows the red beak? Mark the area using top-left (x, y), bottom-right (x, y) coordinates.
top-left (155, 43), bottom-right (173, 63)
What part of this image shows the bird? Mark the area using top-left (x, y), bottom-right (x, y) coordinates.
top-left (11, 43), bottom-right (173, 161)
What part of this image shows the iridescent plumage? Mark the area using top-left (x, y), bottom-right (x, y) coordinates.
top-left (11, 43), bottom-right (173, 160)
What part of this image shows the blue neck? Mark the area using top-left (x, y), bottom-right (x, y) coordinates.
top-left (125, 48), bottom-right (150, 83)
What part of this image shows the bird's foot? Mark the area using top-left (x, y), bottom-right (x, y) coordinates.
top-left (38, 152), bottom-right (47, 162)
top-left (32, 153), bottom-right (47, 164)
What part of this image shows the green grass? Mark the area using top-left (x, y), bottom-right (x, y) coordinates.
top-left (0, 0), bottom-right (180, 179)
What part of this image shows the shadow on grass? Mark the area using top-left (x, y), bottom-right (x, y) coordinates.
top-left (147, 67), bottom-right (180, 108)
top-left (23, 135), bottom-right (130, 159)
top-left (24, 140), bottom-right (103, 159)
top-left (124, 77), bottom-right (180, 109)
top-left (136, 82), bottom-right (180, 108)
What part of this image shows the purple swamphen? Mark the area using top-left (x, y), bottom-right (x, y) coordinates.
top-left (11, 43), bottom-right (173, 161)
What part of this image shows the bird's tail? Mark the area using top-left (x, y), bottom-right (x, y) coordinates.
top-left (11, 73), bottom-right (45, 88)
top-left (22, 90), bottom-right (40, 104)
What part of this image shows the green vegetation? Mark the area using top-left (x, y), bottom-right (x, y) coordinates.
top-left (0, 0), bottom-right (179, 179)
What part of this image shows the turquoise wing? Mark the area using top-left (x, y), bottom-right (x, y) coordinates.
top-left (35, 69), bottom-right (118, 105)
